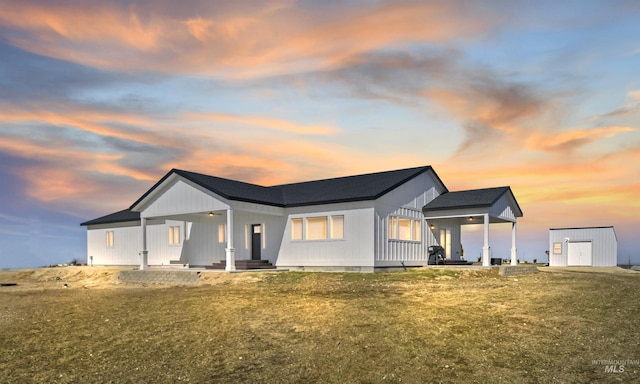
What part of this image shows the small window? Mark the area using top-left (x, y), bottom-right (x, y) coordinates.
top-left (169, 226), bottom-right (181, 245)
top-left (291, 218), bottom-right (303, 240)
top-left (331, 215), bottom-right (344, 239)
top-left (553, 242), bottom-right (562, 255)
top-left (218, 224), bottom-right (225, 243)
top-left (388, 216), bottom-right (398, 239)
top-left (413, 220), bottom-right (421, 241)
top-left (306, 217), bottom-right (327, 240)
top-left (106, 231), bottom-right (114, 248)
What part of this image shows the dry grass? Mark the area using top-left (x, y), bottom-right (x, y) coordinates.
top-left (1, 267), bottom-right (639, 383)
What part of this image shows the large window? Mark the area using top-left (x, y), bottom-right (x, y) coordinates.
top-left (106, 231), bottom-right (114, 248)
top-left (291, 215), bottom-right (344, 241)
top-left (389, 216), bottom-right (422, 242)
top-left (169, 226), bottom-right (181, 245)
top-left (398, 218), bottom-right (412, 240)
top-left (306, 217), bottom-right (327, 240)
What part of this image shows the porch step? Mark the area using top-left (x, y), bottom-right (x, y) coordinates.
top-left (206, 260), bottom-right (275, 270)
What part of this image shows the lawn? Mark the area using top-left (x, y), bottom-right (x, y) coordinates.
top-left (0, 267), bottom-right (638, 383)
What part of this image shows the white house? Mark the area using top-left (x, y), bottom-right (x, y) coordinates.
top-left (81, 166), bottom-right (523, 272)
top-left (548, 226), bottom-right (618, 267)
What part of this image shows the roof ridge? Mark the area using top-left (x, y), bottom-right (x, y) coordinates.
top-left (272, 165), bottom-right (431, 188)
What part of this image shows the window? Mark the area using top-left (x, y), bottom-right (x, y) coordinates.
top-left (291, 215), bottom-right (344, 241)
top-left (388, 216), bottom-right (398, 239)
top-left (330, 215), bottom-right (344, 239)
top-left (413, 220), bottom-right (421, 241)
top-left (306, 217), bottom-right (327, 240)
top-left (389, 216), bottom-right (422, 242)
top-left (440, 228), bottom-right (451, 258)
top-left (553, 242), bottom-right (562, 255)
top-left (218, 224), bottom-right (226, 243)
top-left (106, 231), bottom-right (114, 248)
top-left (399, 218), bottom-right (412, 240)
top-left (169, 226), bottom-right (181, 245)
top-left (291, 218), bottom-right (303, 240)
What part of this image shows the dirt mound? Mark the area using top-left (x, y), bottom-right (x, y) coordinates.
top-left (0, 266), bottom-right (130, 290)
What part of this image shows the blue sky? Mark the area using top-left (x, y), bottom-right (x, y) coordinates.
top-left (1, 0), bottom-right (639, 268)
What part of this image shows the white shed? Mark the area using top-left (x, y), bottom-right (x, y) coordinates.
top-left (548, 226), bottom-right (617, 267)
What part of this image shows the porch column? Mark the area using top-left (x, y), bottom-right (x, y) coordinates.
top-left (140, 217), bottom-right (149, 270)
top-left (225, 208), bottom-right (236, 271)
top-left (482, 214), bottom-right (490, 267)
top-left (511, 221), bottom-right (518, 266)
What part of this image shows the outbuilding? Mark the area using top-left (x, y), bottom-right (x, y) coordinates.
top-left (548, 226), bottom-right (617, 267)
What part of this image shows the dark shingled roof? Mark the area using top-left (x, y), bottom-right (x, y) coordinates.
top-left (85, 166), bottom-right (444, 225)
top-left (131, 165), bottom-right (440, 209)
top-left (276, 165), bottom-right (440, 207)
top-left (80, 209), bottom-right (140, 226)
top-left (423, 186), bottom-right (520, 212)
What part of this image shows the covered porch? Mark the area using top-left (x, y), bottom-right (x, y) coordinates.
top-left (422, 186), bottom-right (523, 267)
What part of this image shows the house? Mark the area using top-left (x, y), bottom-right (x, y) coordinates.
top-left (81, 166), bottom-right (523, 272)
top-left (548, 226), bottom-right (617, 267)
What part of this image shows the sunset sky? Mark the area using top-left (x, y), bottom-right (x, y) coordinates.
top-left (1, 1), bottom-right (639, 269)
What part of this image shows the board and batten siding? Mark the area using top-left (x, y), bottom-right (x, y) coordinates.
top-left (87, 221), bottom-right (141, 265)
top-left (549, 227), bottom-right (617, 267)
top-left (145, 219), bottom-right (184, 265)
top-left (489, 194), bottom-right (518, 221)
top-left (233, 211), bottom-right (286, 265)
top-left (277, 202), bottom-right (375, 269)
top-left (140, 178), bottom-right (230, 218)
top-left (374, 171), bottom-right (445, 265)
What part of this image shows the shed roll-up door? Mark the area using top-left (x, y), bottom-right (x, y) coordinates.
top-left (567, 241), bottom-right (592, 266)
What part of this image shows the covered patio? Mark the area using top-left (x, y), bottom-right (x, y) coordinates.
top-left (422, 186), bottom-right (523, 267)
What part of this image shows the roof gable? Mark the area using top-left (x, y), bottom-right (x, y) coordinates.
top-left (87, 166), bottom-right (446, 225)
top-left (131, 165), bottom-right (441, 210)
top-left (423, 186), bottom-right (523, 217)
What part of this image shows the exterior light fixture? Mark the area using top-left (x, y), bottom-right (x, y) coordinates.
top-left (429, 224), bottom-right (435, 230)
top-left (468, 216), bottom-right (474, 221)
top-left (208, 211), bottom-right (214, 217)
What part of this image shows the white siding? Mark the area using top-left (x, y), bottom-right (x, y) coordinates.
top-left (147, 220), bottom-right (186, 265)
top-left (233, 211), bottom-right (286, 265)
top-left (489, 194), bottom-right (517, 221)
top-left (278, 202), bottom-right (374, 268)
top-left (374, 172), bottom-right (446, 265)
top-left (87, 222), bottom-right (141, 265)
top-left (549, 227), bottom-right (617, 267)
top-left (181, 217), bottom-right (225, 266)
top-left (141, 178), bottom-right (229, 217)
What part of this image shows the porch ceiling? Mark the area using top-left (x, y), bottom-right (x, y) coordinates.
top-left (424, 214), bottom-right (514, 225)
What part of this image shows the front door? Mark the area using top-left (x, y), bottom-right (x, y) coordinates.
top-left (251, 224), bottom-right (262, 260)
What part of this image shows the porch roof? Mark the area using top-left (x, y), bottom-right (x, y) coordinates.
top-left (422, 186), bottom-right (523, 219)
top-left (80, 209), bottom-right (140, 226)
